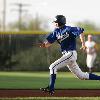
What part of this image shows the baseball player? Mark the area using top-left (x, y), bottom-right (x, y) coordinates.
top-left (39, 15), bottom-right (100, 95)
top-left (85, 35), bottom-right (97, 73)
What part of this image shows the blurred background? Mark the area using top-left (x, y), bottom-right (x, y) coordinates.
top-left (0, 0), bottom-right (100, 72)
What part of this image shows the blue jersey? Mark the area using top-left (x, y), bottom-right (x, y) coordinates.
top-left (46, 25), bottom-right (84, 52)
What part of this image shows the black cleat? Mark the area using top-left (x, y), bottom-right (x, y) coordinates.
top-left (49, 90), bottom-right (55, 95)
top-left (40, 86), bottom-right (55, 95)
top-left (40, 86), bottom-right (49, 92)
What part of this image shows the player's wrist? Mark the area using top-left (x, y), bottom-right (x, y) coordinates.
top-left (81, 41), bottom-right (85, 47)
top-left (40, 43), bottom-right (46, 48)
top-left (82, 42), bottom-right (85, 45)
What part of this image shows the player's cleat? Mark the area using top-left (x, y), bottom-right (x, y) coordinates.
top-left (40, 86), bottom-right (55, 95)
top-left (49, 90), bottom-right (55, 95)
top-left (40, 86), bottom-right (50, 92)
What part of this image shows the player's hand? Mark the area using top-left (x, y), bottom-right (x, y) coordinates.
top-left (80, 43), bottom-right (87, 51)
top-left (32, 43), bottom-right (45, 47)
top-left (39, 43), bottom-right (45, 48)
top-left (38, 41), bottom-right (51, 48)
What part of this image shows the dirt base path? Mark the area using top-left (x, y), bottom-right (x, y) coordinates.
top-left (0, 89), bottom-right (100, 97)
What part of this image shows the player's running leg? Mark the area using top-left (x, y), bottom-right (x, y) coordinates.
top-left (67, 61), bottom-right (100, 80)
top-left (40, 51), bottom-right (73, 95)
top-left (40, 74), bottom-right (56, 95)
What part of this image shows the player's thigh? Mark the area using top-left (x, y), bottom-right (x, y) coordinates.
top-left (49, 51), bottom-right (74, 70)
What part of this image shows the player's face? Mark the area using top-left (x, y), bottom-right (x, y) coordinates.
top-left (88, 36), bottom-right (92, 41)
top-left (53, 22), bottom-right (59, 28)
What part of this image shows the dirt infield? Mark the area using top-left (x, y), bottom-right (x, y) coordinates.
top-left (0, 89), bottom-right (100, 97)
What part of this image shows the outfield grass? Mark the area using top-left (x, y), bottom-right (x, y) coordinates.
top-left (0, 72), bottom-right (100, 89)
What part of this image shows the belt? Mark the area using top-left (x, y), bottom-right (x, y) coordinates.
top-left (62, 50), bottom-right (68, 55)
top-left (62, 50), bottom-right (76, 55)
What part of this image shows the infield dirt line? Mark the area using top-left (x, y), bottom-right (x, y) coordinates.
top-left (0, 89), bottom-right (100, 97)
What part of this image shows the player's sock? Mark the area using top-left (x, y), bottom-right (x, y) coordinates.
top-left (49, 74), bottom-right (56, 91)
top-left (89, 73), bottom-right (100, 80)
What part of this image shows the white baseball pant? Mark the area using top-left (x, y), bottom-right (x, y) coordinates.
top-left (49, 50), bottom-right (89, 80)
top-left (86, 53), bottom-right (97, 68)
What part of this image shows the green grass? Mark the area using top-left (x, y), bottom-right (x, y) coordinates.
top-left (0, 72), bottom-right (100, 89)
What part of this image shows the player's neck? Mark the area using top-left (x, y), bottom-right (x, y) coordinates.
top-left (58, 25), bottom-right (65, 28)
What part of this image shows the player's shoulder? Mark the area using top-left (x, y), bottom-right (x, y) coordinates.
top-left (53, 25), bottom-right (71, 32)
top-left (61, 25), bottom-right (71, 32)
top-left (65, 25), bottom-right (71, 28)
top-left (70, 26), bottom-right (84, 32)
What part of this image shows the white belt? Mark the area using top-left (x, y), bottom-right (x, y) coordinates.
top-left (62, 50), bottom-right (68, 55)
top-left (62, 50), bottom-right (76, 55)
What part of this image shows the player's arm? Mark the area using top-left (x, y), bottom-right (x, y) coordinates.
top-left (70, 27), bottom-right (86, 50)
top-left (39, 41), bottom-right (52, 48)
top-left (39, 31), bottom-right (57, 48)
top-left (79, 32), bottom-right (86, 50)
top-left (94, 43), bottom-right (99, 52)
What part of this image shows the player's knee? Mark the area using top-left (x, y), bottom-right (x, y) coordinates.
top-left (49, 63), bottom-right (54, 70)
top-left (49, 63), bottom-right (57, 75)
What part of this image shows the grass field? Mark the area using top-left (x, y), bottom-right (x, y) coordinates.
top-left (0, 71), bottom-right (100, 89)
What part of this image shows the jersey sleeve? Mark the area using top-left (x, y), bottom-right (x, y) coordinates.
top-left (70, 27), bottom-right (84, 37)
top-left (46, 31), bottom-right (57, 44)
